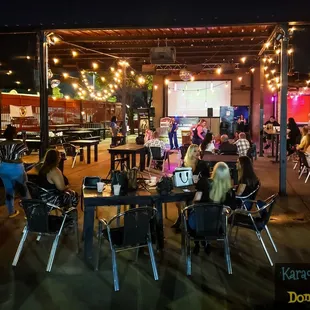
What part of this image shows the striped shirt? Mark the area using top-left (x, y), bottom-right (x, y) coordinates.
top-left (0, 141), bottom-right (28, 161)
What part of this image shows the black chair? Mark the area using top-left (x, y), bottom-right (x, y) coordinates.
top-left (229, 194), bottom-right (278, 266)
top-left (96, 207), bottom-right (158, 291)
top-left (298, 151), bottom-right (310, 183)
top-left (148, 146), bottom-right (169, 172)
top-left (181, 203), bottom-right (232, 276)
top-left (12, 199), bottom-right (79, 272)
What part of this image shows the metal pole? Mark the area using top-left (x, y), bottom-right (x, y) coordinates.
top-left (259, 59), bottom-right (265, 157)
top-left (38, 31), bottom-right (49, 158)
top-left (279, 24), bottom-right (289, 195)
top-left (121, 65), bottom-right (127, 138)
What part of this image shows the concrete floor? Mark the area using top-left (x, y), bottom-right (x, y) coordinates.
top-left (0, 137), bottom-right (309, 310)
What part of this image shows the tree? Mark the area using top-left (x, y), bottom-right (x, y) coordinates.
top-left (52, 87), bottom-right (64, 99)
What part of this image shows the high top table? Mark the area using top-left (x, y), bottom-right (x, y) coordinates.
top-left (70, 140), bottom-right (99, 164)
top-left (108, 144), bottom-right (146, 171)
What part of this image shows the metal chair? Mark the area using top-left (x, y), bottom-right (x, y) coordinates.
top-left (229, 194), bottom-right (278, 266)
top-left (62, 143), bottom-right (84, 168)
top-left (148, 147), bottom-right (169, 172)
top-left (96, 207), bottom-right (158, 291)
top-left (235, 183), bottom-right (260, 211)
top-left (298, 151), bottom-right (310, 183)
top-left (12, 199), bottom-right (79, 272)
top-left (181, 203), bottom-right (232, 276)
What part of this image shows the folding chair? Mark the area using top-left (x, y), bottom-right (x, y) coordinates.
top-left (62, 143), bottom-right (84, 168)
top-left (182, 203), bottom-right (232, 276)
top-left (298, 151), bottom-right (310, 183)
top-left (229, 194), bottom-right (278, 266)
top-left (12, 199), bottom-right (79, 272)
top-left (96, 207), bottom-right (158, 291)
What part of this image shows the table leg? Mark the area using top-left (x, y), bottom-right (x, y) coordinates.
top-left (80, 148), bottom-right (84, 162)
top-left (271, 136), bottom-right (275, 157)
top-left (87, 146), bottom-right (91, 164)
top-left (154, 200), bottom-right (164, 249)
top-left (140, 150), bottom-right (146, 172)
top-left (131, 153), bottom-right (136, 168)
top-left (111, 153), bottom-right (115, 171)
top-left (94, 144), bottom-right (98, 162)
top-left (83, 206), bottom-right (96, 262)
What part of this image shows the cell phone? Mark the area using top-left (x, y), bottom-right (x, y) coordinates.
top-left (183, 189), bottom-right (190, 192)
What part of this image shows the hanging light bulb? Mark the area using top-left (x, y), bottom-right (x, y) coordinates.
top-left (131, 70), bottom-right (135, 76)
top-left (110, 67), bottom-right (115, 72)
top-left (101, 77), bottom-right (105, 82)
top-left (288, 48), bottom-right (294, 55)
top-left (53, 58), bottom-right (59, 64)
top-left (216, 67), bottom-right (222, 74)
top-left (165, 79), bottom-right (170, 85)
top-left (72, 83), bottom-right (78, 89)
top-left (240, 57), bottom-right (246, 63)
top-left (63, 72), bottom-right (69, 79)
top-left (154, 85), bottom-right (158, 90)
top-left (238, 76), bottom-right (243, 82)
top-left (72, 50), bottom-right (78, 57)
top-left (250, 68), bottom-right (255, 73)
top-left (92, 62), bottom-right (98, 69)
top-left (190, 76), bottom-right (195, 81)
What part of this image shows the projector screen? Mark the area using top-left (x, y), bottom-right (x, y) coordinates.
top-left (167, 80), bottom-right (231, 117)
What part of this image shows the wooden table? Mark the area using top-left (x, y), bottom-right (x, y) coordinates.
top-left (108, 144), bottom-right (146, 171)
top-left (202, 153), bottom-right (239, 184)
top-left (70, 140), bottom-right (99, 164)
top-left (82, 185), bottom-right (196, 265)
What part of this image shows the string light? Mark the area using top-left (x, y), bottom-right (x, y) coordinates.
top-left (288, 48), bottom-right (294, 55)
top-left (138, 76), bottom-right (146, 84)
top-left (240, 57), bottom-right (246, 63)
top-left (92, 62), bottom-right (98, 69)
top-left (101, 77), bottom-right (105, 82)
top-left (265, 42), bottom-right (271, 48)
top-left (154, 85), bottom-right (158, 90)
top-left (52, 36), bottom-right (60, 43)
top-left (64, 95), bottom-right (70, 100)
top-left (63, 73), bottom-right (69, 78)
top-left (165, 79), bottom-right (170, 85)
top-left (53, 58), bottom-right (59, 64)
top-left (131, 70), bottom-right (135, 76)
top-left (72, 50), bottom-right (78, 57)
top-left (6, 70), bottom-right (12, 75)
top-left (250, 68), bottom-right (255, 73)
top-left (190, 76), bottom-right (195, 81)
top-left (276, 49), bottom-right (280, 55)
top-left (72, 83), bottom-right (78, 89)
top-left (216, 67), bottom-right (222, 74)
top-left (26, 56), bottom-right (30, 60)
top-left (15, 81), bottom-right (21, 85)
top-left (238, 76), bottom-right (243, 82)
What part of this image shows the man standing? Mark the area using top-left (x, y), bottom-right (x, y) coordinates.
top-left (168, 118), bottom-right (179, 150)
top-left (234, 132), bottom-right (250, 157)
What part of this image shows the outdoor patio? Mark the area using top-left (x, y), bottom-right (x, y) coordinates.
top-left (0, 139), bottom-right (309, 310)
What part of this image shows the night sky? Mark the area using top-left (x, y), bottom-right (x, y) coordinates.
top-left (1, 1), bottom-right (310, 91)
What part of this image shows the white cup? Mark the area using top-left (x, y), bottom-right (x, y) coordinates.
top-left (151, 176), bottom-right (157, 184)
top-left (113, 184), bottom-right (121, 196)
top-left (97, 182), bottom-right (105, 193)
top-left (193, 175), bottom-right (199, 184)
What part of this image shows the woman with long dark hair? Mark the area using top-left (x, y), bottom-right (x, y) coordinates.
top-left (0, 125), bottom-right (28, 217)
top-left (37, 149), bottom-right (79, 208)
top-left (199, 132), bottom-right (215, 155)
top-left (236, 156), bottom-right (260, 197)
top-left (287, 117), bottom-right (301, 155)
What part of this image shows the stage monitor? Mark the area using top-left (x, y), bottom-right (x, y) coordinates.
top-left (167, 80), bottom-right (231, 117)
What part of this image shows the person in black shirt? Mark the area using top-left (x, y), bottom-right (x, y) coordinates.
top-left (287, 117), bottom-right (301, 155)
top-left (219, 135), bottom-right (238, 154)
top-left (264, 116), bottom-right (280, 150)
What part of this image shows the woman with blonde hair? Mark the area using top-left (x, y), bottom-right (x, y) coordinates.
top-left (190, 162), bottom-right (235, 254)
top-left (296, 127), bottom-right (309, 151)
top-left (171, 144), bottom-right (210, 230)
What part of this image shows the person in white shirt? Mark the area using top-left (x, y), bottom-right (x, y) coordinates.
top-left (144, 131), bottom-right (167, 169)
top-left (199, 133), bottom-right (215, 156)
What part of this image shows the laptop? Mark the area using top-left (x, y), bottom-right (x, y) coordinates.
top-left (83, 176), bottom-right (101, 189)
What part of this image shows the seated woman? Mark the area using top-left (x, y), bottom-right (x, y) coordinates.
top-left (37, 149), bottom-right (79, 209)
top-left (190, 162), bottom-right (235, 255)
top-left (296, 127), bottom-right (309, 151)
top-left (199, 133), bottom-right (215, 157)
top-left (171, 144), bottom-right (210, 230)
top-left (235, 156), bottom-right (260, 208)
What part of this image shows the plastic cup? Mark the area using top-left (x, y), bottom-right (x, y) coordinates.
top-left (151, 176), bottom-right (157, 184)
top-left (193, 175), bottom-right (199, 184)
top-left (113, 184), bottom-right (121, 196)
top-left (97, 182), bottom-right (105, 193)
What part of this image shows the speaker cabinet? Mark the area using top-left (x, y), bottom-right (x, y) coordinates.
top-left (207, 108), bottom-right (213, 117)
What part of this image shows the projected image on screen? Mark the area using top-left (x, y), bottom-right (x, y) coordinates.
top-left (168, 81), bottom-right (231, 117)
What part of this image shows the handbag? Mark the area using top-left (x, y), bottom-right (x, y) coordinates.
top-left (111, 170), bottom-right (128, 195)
top-left (173, 167), bottom-right (193, 187)
top-left (127, 167), bottom-right (138, 191)
top-left (156, 176), bottom-right (173, 195)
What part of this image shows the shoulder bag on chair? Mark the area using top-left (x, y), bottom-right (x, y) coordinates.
top-left (173, 167), bottom-right (193, 187)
